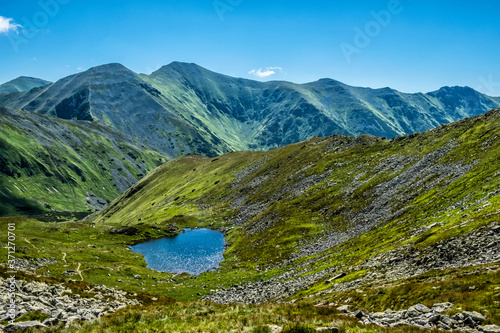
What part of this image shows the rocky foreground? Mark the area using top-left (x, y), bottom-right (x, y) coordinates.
top-left (0, 277), bottom-right (140, 332)
top-left (336, 302), bottom-right (500, 332)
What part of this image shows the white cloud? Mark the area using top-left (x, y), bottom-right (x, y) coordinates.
top-left (0, 16), bottom-right (21, 34)
top-left (249, 67), bottom-right (283, 78)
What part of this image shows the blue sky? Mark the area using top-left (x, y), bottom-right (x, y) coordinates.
top-left (0, 0), bottom-right (499, 95)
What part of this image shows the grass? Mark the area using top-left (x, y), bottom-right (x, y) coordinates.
top-left (0, 108), bottom-right (166, 217)
top-left (11, 300), bottom-right (447, 333)
top-left (2, 109), bottom-right (500, 331)
top-left (90, 109), bottom-right (500, 282)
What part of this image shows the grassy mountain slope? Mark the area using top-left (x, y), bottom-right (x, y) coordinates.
top-left (95, 107), bottom-right (500, 309)
top-left (0, 76), bottom-right (51, 93)
top-left (1, 63), bottom-right (498, 158)
top-left (1, 109), bottom-right (499, 332)
top-left (147, 63), bottom-right (500, 150)
top-left (0, 107), bottom-right (166, 217)
top-left (0, 64), bottom-right (230, 159)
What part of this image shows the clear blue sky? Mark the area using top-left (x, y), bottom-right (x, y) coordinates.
top-left (1, 0), bottom-right (499, 95)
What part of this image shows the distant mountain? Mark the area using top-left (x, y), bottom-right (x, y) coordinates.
top-left (0, 62), bottom-right (499, 159)
top-left (0, 76), bottom-right (51, 93)
top-left (0, 64), bottom-right (231, 158)
top-left (0, 107), bottom-right (166, 217)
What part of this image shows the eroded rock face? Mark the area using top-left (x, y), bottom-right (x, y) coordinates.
top-left (0, 277), bottom-right (140, 329)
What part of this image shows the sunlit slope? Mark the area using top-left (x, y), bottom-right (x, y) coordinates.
top-left (0, 76), bottom-right (51, 93)
top-left (0, 107), bottom-right (166, 216)
top-left (96, 108), bottom-right (500, 278)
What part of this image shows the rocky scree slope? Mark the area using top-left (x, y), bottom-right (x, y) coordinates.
top-left (0, 107), bottom-right (166, 217)
top-left (0, 276), bottom-right (140, 331)
top-left (96, 108), bottom-right (500, 307)
top-left (1, 62), bottom-right (499, 158)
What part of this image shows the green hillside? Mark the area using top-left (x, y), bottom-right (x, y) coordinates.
top-left (0, 76), bottom-right (51, 94)
top-left (1, 109), bottom-right (499, 332)
top-left (0, 107), bottom-right (167, 218)
top-left (95, 107), bottom-right (500, 307)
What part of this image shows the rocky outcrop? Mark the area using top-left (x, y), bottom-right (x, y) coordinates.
top-left (0, 277), bottom-right (140, 330)
top-left (338, 302), bottom-right (498, 332)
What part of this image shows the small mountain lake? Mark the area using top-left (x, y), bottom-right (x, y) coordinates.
top-left (129, 228), bottom-right (225, 275)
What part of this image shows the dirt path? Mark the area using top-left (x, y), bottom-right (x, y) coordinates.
top-left (24, 238), bottom-right (36, 248)
top-left (76, 263), bottom-right (83, 281)
top-left (62, 253), bottom-right (67, 262)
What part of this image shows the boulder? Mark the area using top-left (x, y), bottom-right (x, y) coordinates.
top-left (479, 325), bottom-right (500, 333)
top-left (354, 310), bottom-right (365, 319)
top-left (428, 314), bottom-right (441, 324)
top-left (408, 304), bottom-right (431, 314)
top-left (316, 328), bottom-right (338, 332)
top-left (336, 305), bottom-right (351, 313)
top-left (4, 321), bottom-right (47, 332)
top-left (463, 311), bottom-right (485, 324)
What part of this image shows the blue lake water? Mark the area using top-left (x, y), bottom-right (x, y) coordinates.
top-left (129, 228), bottom-right (225, 275)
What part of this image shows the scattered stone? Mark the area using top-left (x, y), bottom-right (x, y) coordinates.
top-left (0, 277), bottom-right (140, 328)
top-left (428, 314), bottom-right (441, 324)
top-left (479, 325), bottom-right (500, 333)
top-left (316, 328), bottom-right (338, 332)
top-left (134, 275), bottom-right (142, 279)
top-left (4, 321), bottom-right (47, 332)
top-left (408, 304), bottom-right (431, 314)
top-left (267, 324), bottom-right (283, 332)
top-left (463, 311), bottom-right (485, 324)
top-left (345, 302), bottom-right (492, 331)
top-left (336, 305), bottom-right (351, 313)
top-left (354, 310), bottom-right (365, 319)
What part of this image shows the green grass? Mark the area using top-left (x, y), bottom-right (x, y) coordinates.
top-left (92, 109), bottom-right (500, 280)
top-left (7, 298), bottom-right (447, 333)
top-left (0, 109), bottom-right (166, 217)
top-left (2, 109), bottom-right (500, 331)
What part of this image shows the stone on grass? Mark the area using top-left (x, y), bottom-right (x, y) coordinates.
top-left (316, 328), bottom-right (338, 332)
top-left (4, 321), bottom-right (47, 332)
top-left (479, 325), bottom-right (500, 333)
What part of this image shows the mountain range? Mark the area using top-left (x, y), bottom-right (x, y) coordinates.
top-left (1, 62), bottom-right (499, 160)
top-left (0, 63), bottom-right (500, 331)
top-left (1, 62), bottom-right (500, 216)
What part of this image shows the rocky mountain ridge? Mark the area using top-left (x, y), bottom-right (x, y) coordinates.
top-left (1, 62), bottom-right (499, 158)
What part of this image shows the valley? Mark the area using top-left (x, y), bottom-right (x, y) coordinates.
top-left (1, 106), bottom-right (499, 332)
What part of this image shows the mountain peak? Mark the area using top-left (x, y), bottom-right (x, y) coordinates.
top-left (0, 76), bottom-right (51, 93)
top-left (88, 63), bottom-right (130, 73)
top-left (155, 61), bottom-right (208, 76)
